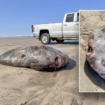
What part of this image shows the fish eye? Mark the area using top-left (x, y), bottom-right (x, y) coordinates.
top-left (88, 46), bottom-right (93, 52)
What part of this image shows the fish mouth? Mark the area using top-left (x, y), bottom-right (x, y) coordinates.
top-left (54, 55), bottom-right (67, 68)
top-left (55, 57), bottom-right (59, 66)
top-left (48, 55), bottom-right (68, 69)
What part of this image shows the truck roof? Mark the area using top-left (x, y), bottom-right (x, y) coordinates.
top-left (65, 12), bottom-right (79, 15)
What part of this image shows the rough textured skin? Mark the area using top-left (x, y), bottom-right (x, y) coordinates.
top-left (86, 26), bottom-right (105, 79)
top-left (0, 46), bottom-right (69, 70)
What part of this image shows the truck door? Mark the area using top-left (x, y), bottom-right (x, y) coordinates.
top-left (63, 13), bottom-right (78, 38)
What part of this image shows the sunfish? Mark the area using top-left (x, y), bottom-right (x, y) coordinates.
top-left (0, 46), bottom-right (69, 71)
top-left (86, 26), bottom-right (105, 79)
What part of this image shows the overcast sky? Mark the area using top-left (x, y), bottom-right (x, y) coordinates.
top-left (0, 0), bottom-right (104, 37)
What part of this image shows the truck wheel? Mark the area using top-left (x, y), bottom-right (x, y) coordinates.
top-left (41, 33), bottom-right (51, 44)
top-left (56, 40), bottom-right (64, 43)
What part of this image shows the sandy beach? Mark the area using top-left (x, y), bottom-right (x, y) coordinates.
top-left (0, 38), bottom-right (79, 105)
top-left (1, 38), bottom-right (105, 105)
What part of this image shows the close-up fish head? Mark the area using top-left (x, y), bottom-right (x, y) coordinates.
top-left (40, 46), bottom-right (69, 69)
top-left (86, 26), bottom-right (105, 79)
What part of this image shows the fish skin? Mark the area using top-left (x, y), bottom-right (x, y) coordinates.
top-left (0, 46), bottom-right (69, 71)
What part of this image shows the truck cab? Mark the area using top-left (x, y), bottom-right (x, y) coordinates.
top-left (63, 12), bottom-right (79, 38)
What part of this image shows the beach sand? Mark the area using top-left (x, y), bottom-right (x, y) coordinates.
top-left (0, 38), bottom-right (105, 105)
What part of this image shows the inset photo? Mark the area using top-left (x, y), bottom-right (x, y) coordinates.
top-left (79, 10), bottom-right (105, 92)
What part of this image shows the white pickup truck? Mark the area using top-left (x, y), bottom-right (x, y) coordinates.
top-left (32, 12), bottom-right (79, 44)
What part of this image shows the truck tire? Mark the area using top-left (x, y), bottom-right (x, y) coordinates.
top-left (41, 33), bottom-right (51, 44)
top-left (56, 40), bottom-right (64, 43)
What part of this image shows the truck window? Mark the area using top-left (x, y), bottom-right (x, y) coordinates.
top-left (66, 14), bottom-right (74, 22)
top-left (77, 13), bottom-right (79, 21)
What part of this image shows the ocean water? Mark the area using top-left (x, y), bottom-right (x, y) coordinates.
top-left (0, 36), bottom-right (34, 39)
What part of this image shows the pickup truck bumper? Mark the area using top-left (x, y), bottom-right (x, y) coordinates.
top-left (33, 32), bottom-right (39, 38)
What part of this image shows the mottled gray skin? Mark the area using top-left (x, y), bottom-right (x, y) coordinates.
top-left (86, 26), bottom-right (105, 79)
top-left (0, 46), bottom-right (69, 70)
